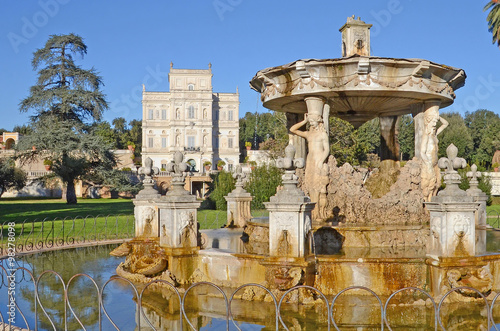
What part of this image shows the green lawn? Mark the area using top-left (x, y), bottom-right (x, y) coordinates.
top-left (0, 198), bottom-right (134, 223)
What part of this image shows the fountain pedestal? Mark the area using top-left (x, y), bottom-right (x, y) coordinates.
top-left (157, 152), bottom-right (201, 250)
top-left (265, 145), bottom-right (314, 258)
top-left (134, 157), bottom-right (160, 237)
top-left (425, 145), bottom-right (480, 259)
top-left (224, 166), bottom-right (253, 228)
top-left (425, 145), bottom-right (488, 299)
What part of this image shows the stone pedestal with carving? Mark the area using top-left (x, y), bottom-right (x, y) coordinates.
top-left (134, 157), bottom-right (160, 237)
top-left (425, 144), bottom-right (480, 259)
top-left (467, 164), bottom-right (488, 255)
top-left (265, 145), bottom-right (315, 258)
top-left (224, 166), bottom-right (253, 228)
top-left (157, 152), bottom-right (201, 250)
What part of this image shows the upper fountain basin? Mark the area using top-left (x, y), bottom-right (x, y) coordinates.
top-left (250, 55), bottom-right (466, 127)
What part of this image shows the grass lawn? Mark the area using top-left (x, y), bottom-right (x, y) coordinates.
top-left (0, 198), bottom-right (134, 223)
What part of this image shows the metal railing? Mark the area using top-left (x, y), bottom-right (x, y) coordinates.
top-left (0, 267), bottom-right (499, 330)
top-left (0, 215), bottom-right (134, 256)
top-left (489, 210), bottom-right (500, 229)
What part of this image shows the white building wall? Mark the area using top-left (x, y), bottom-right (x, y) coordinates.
top-left (142, 65), bottom-right (239, 172)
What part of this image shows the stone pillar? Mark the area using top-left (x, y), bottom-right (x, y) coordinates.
top-left (225, 166), bottom-right (253, 228)
top-left (411, 102), bottom-right (425, 160)
top-left (157, 152), bottom-right (201, 249)
top-left (467, 164), bottom-right (488, 254)
top-left (265, 144), bottom-right (315, 257)
top-left (134, 157), bottom-right (160, 238)
top-left (425, 144), bottom-right (480, 259)
top-left (286, 112), bottom-right (307, 160)
top-left (379, 115), bottom-right (400, 161)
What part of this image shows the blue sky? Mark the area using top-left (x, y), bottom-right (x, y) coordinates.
top-left (1, 0), bottom-right (500, 131)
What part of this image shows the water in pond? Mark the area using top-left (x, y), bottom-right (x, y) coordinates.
top-left (3, 232), bottom-right (500, 330)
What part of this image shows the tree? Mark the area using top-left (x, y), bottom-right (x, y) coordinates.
top-left (239, 111), bottom-right (287, 153)
top-left (0, 158), bottom-right (26, 198)
top-left (356, 118), bottom-right (380, 159)
top-left (465, 109), bottom-right (500, 166)
top-left (258, 137), bottom-right (288, 160)
top-left (328, 117), bottom-right (359, 165)
top-left (207, 170), bottom-right (236, 210)
top-left (92, 121), bottom-right (117, 147)
top-left (398, 114), bottom-right (415, 161)
top-left (244, 164), bottom-right (283, 209)
top-left (16, 117), bottom-right (118, 204)
top-left (19, 33), bottom-right (107, 124)
top-left (17, 34), bottom-right (112, 204)
top-left (438, 112), bottom-right (473, 159)
top-left (12, 124), bottom-right (33, 135)
top-left (485, 1), bottom-right (500, 47)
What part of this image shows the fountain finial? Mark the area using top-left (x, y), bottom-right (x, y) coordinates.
top-left (436, 144), bottom-right (467, 197)
top-left (339, 16), bottom-right (372, 57)
top-left (466, 164), bottom-right (483, 195)
top-left (137, 157), bottom-right (160, 198)
top-left (275, 144), bottom-right (305, 194)
top-left (166, 151), bottom-right (190, 195)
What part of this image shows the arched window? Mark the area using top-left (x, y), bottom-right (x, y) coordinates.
top-left (188, 84), bottom-right (194, 91)
top-left (186, 159), bottom-right (197, 172)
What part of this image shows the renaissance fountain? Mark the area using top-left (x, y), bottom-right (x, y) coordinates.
top-left (115, 16), bottom-right (500, 311)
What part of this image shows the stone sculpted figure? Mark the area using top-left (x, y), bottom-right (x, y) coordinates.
top-left (420, 108), bottom-right (448, 201)
top-left (290, 112), bottom-right (330, 220)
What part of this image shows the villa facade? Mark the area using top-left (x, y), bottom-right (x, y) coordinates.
top-left (141, 63), bottom-right (240, 173)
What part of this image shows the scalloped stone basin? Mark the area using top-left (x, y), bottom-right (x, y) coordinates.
top-left (250, 56), bottom-right (465, 127)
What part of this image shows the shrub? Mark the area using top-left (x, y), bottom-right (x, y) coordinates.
top-left (244, 164), bottom-right (283, 209)
top-left (207, 170), bottom-right (235, 210)
top-left (43, 159), bottom-right (53, 166)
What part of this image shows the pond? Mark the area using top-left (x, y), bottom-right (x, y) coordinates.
top-left (3, 231), bottom-right (500, 330)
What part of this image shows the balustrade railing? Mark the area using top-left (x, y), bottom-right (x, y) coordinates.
top-left (0, 267), bottom-right (499, 330)
top-left (0, 215), bottom-right (134, 256)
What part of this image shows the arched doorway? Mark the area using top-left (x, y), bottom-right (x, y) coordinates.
top-left (5, 138), bottom-right (15, 150)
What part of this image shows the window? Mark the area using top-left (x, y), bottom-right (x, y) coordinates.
top-left (148, 137), bottom-right (153, 148)
top-left (161, 163), bottom-right (167, 170)
top-left (187, 136), bottom-right (195, 148)
top-left (228, 163), bottom-right (233, 171)
top-left (161, 137), bottom-right (167, 148)
top-left (188, 84), bottom-right (194, 91)
top-left (148, 109), bottom-right (153, 120)
top-left (228, 137), bottom-right (233, 148)
top-left (228, 110), bottom-right (234, 121)
top-left (161, 109), bottom-right (166, 120)
top-left (188, 105), bottom-right (195, 119)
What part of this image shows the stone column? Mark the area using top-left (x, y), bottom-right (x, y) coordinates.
top-left (467, 164), bottom-right (488, 254)
top-left (286, 112), bottom-right (307, 160)
top-left (225, 166), bottom-right (253, 228)
top-left (157, 152), bottom-right (201, 250)
top-left (265, 144), bottom-right (315, 257)
top-left (134, 157), bottom-right (160, 238)
top-left (425, 144), bottom-right (480, 259)
top-left (411, 103), bottom-right (425, 160)
top-left (379, 115), bottom-right (400, 161)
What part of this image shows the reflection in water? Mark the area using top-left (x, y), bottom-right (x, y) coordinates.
top-left (2, 236), bottom-right (500, 329)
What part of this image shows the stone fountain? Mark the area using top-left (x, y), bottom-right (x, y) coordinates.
top-left (115, 16), bottom-right (500, 305)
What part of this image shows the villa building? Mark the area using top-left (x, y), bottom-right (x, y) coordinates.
top-left (141, 63), bottom-right (240, 173)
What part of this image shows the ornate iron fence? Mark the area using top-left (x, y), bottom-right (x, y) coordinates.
top-left (0, 267), bottom-right (499, 330)
top-left (0, 215), bottom-right (134, 256)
